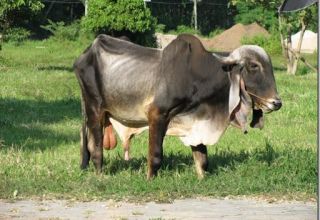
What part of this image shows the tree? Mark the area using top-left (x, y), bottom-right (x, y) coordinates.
top-left (279, 5), bottom-right (317, 74)
top-left (231, 0), bottom-right (282, 31)
top-left (231, 0), bottom-right (317, 75)
top-left (0, 0), bottom-right (43, 32)
top-left (82, 0), bottom-right (157, 46)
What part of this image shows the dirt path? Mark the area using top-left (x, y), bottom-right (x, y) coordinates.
top-left (0, 198), bottom-right (316, 220)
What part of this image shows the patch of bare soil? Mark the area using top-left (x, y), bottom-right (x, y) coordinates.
top-left (202, 22), bottom-right (269, 51)
top-left (0, 198), bottom-right (316, 220)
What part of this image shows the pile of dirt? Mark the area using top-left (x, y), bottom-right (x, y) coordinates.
top-left (201, 23), bottom-right (270, 51)
top-left (155, 23), bottom-right (269, 52)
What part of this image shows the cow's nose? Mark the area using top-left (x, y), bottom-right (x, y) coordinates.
top-left (272, 99), bottom-right (282, 110)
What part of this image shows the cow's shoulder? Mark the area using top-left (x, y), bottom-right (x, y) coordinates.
top-left (177, 34), bottom-right (207, 54)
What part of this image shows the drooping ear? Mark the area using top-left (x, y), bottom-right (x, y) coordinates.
top-left (250, 109), bottom-right (264, 129)
top-left (219, 56), bottom-right (244, 73)
top-left (228, 71), bottom-right (241, 115)
top-left (229, 77), bottom-right (252, 133)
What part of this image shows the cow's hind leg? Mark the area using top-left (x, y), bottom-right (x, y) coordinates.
top-left (87, 122), bottom-right (103, 173)
top-left (80, 123), bottom-right (90, 170)
top-left (191, 144), bottom-right (208, 179)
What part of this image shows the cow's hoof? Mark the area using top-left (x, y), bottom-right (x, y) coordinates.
top-left (124, 151), bottom-right (130, 161)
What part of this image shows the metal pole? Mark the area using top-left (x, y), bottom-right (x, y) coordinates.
top-left (85, 0), bottom-right (88, 16)
top-left (193, 0), bottom-right (198, 30)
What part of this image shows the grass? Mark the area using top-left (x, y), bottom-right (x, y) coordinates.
top-left (0, 38), bottom-right (317, 202)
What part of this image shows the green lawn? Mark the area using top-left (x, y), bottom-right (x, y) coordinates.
top-left (0, 39), bottom-right (317, 202)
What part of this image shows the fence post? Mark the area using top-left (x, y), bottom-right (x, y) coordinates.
top-left (193, 0), bottom-right (198, 30)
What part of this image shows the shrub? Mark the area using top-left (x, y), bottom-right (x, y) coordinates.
top-left (155, 24), bottom-right (166, 33)
top-left (4, 27), bottom-right (31, 44)
top-left (208, 28), bottom-right (224, 38)
top-left (297, 65), bottom-right (309, 75)
top-left (82, 0), bottom-right (157, 46)
top-left (168, 25), bottom-right (199, 35)
top-left (241, 33), bottom-right (282, 55)
top-left (41, 20), bottom-right (81, 41)
top-left (234, 3), bottom-right (278, 31)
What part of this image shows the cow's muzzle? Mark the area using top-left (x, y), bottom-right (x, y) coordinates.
top-left (262, 97), bottom-right (282, 112)
top-left (271, 98), bottom-right (282, 111)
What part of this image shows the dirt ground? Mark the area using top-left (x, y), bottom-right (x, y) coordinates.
top-left (0, 198), bottom-right (316, 220)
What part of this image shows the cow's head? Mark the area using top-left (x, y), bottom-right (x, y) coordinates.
top-left (221, 45), bottom-right (282, 132)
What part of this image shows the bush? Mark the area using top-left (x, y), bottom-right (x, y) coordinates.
top-left (208, 28), bottom-right (224, 38)
top-left (41, 20), bottom-right (81, 41)
top-left (234, 3), bottom-right (278, 31)
top-left (297, 65), bottom-right (309, 75)
top-left (82, 0), bottom-right (157, 46)
top-left (3, 27), bottom-right (31, 44)
top-left (241, 33), bottom-right (282, 55)
top-left (155, 24), bottom-right (166, 33)
top-left (168, 25), bottom-right (199, 35)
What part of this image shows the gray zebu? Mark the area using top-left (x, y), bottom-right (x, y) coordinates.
top-left (74, 34), bottom-right (281, 179)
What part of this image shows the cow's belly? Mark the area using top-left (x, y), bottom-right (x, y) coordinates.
top-left (105, 96), bottom-right (153, 127)
top-left (167, 115), bottom-right (228, 146)
top-left (110, 105), bottom-right (229, 147)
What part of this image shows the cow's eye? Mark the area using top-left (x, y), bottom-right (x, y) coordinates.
top-left (248, 62), bottom-right (259, 71)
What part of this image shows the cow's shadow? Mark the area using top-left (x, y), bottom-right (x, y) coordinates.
top-left (37, 65), bottom-right (74, 73)
top-left (104, 142), bottom-right (278, 175)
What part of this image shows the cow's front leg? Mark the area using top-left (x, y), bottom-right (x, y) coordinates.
top-left (191, 144), bottom-right (208, 178)
top-left (147, 105), bottom-right (168, 179)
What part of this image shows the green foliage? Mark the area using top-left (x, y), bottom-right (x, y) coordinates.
top-left (241, 33), bottom-right (282, 55)
top-left (296, 65), bottom-right (309, 76)
top-left (81, 0), bottom-right (157, 46)
top-left (232, 1), bottom-right (317, 33)
top-left (3, 27), bottom-right (31, 44)
top-left (208, 28), bottom-right (224, 38)
top-left (82, 0), bottom-right (156, 34)
top-left (168, 25), bottom-right (200, 35)
top-left (155, 24), bottom-right (166, 33)
top-left (41, 20), bottom-right (82, 41)
top-left (232, 0), bottom-right (281, 31)
top-left (280, 4), bottom-right (318, 36)
top-left (0, 0), bottom-right (44, 31)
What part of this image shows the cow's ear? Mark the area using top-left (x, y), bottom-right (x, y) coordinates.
top-left (229, 77), bottom-right (252, 133)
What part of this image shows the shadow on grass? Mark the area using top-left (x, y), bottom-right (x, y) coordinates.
top-left (37, 65), bottom-right (74, 73)
top-left (0, 98), bottom-right (81, 151)
top-left (274, 66), bottom-right (287, 71)
top-left (103, 141), bottom-right (279, 175)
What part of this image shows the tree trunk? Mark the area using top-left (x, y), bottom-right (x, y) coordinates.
top-left (291, 19), bottom-right (306, 75)
top-left (279, 15), bottom-right (287, 60)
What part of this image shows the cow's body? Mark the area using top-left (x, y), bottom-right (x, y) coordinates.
top-left (74, 34), bottom-right (281, 178)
